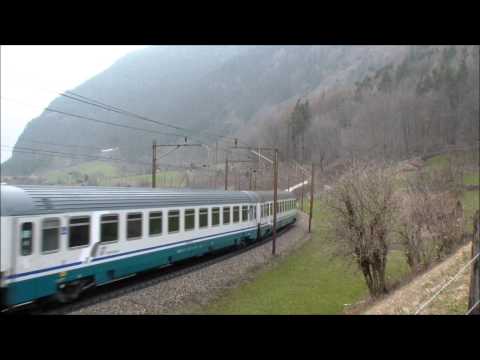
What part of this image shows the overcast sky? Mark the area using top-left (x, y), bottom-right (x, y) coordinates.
top-left (0, 45), bottom-right (147, 163)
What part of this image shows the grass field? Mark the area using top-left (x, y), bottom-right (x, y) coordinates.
top-left (44, 161), bottom-right (121, 184)
top-left (196, 199), bottom-right (409, 314)
top-left (195, 151), bottom-right (478, 315)
top-left (40, 161), bottom-right (185, 187)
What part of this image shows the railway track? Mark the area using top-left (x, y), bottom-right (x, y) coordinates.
top-left (5, 223), bottom-right (295, 315)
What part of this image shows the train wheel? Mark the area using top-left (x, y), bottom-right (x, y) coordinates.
top-left (56, 279), bottom-right (89, 303)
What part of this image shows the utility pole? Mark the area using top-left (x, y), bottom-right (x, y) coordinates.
top-left (301, 174), bottom-right (305, 211)
top-left (229, 143), bottom-right (277, 254)
top-left (468, 210), bottom-right (480, 315)
top-left (308, 163), bottom-right (315, 233)
top-left (214, 141), bottom-right (218, 188)
top-left (272, 148), bottom-right (278, 255)
top-left (152, 140), bottom-right (157, 188)
top-left (152, 141), bottom-right (201, 189)
top-left (287, 163), bottom-right (290, 191)
top-left (224, 155), bottom-right (229, 191)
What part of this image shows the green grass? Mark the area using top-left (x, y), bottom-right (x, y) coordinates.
top-left (195, 199), bottom-right (409, 315)
top-left (464, 172), bottom-right (479, 186)
top-left (425, 150), bottom-right (479, 170)
top-left (40, 161), bottom-right (185, 187)
top-left (43, 161), bottom-right (120, 184)
top-left (463, 190), bottom-right (479, 232)
top-left (425, 154), bottom-right (450, 169)
top-left (197, 154), bottom-right (476, 314)
top-left (423, 151), bottom-right (479, 231)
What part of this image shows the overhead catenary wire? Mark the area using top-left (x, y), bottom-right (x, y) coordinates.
top-left (1, 146), bottom-right (216, 174)
top-left (1, 96), bottom-right (237, 155)
top-left (61, 89), bottom-right (251, 146)
top-left (18, 138), bottom-right (109, 151)
top-left (1, 97), bottom-right (187, 139)
top-left (1, 145), bottom-right (151, 167)
top-left (8, 82), bottom-right (250, 147)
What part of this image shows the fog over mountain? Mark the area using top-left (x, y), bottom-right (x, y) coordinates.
top-left (2, 45), bottom-right (410, 176)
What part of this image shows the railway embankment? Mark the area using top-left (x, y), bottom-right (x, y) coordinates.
top-left (364, 243), bottom-right (472, 315)
top-left (71, 213), bottom-right (311, 314)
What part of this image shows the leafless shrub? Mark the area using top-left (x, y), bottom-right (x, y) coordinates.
top-left (398, 165), bottom-right (464, 271)
top-left (325, 162), bottom-right (398, 297)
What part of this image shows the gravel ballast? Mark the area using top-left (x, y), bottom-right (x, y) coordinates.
top-left (71, 213), bottom-right (310, 315)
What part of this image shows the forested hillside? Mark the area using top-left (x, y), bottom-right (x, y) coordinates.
top-left (245, 45), bottom-right (479, 170)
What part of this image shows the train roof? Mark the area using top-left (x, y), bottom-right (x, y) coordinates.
top-left (0, 185), bottom-right (296, 216)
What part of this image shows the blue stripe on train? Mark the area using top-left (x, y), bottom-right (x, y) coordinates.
top-left (7, 225), bottom-right (259, 280)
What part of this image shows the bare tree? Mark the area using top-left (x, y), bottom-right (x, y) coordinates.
top-left (325, 162), bottom-right (397, 297)
top-left (398, 164), bottom-right (465, 271)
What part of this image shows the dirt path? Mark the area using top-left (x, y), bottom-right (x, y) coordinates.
top-left (365, 243), bottom-right (472, 315)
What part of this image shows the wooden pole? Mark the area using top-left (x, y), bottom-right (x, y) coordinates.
top-left (308, 163), bottom-right (315, 233)
top-left (287, 164), bottom-right (290, 192)
top-left (224, 155), bottom-right (229, 191)
top-left (152, 140), bottom-right (156, 188)
top-left (214, 141), bottom-right (218, 188)
top-left (272, 148), bottom-right (278, 255)
top-left (468, 210), bottom-right (480, 314)
top-left (301, 174), bottom-right (305, 211)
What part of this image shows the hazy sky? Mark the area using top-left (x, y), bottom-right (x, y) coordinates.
top-left (0, 45), bottom-right (147, 163)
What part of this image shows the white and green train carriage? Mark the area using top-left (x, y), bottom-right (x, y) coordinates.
top-left (0, 185), bottom-right (297, 308)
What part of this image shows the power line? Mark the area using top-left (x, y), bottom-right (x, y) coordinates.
top-left (2, 96), bottom-right (237, 155)
top-left (18, 138), bottom-right (108, 151)
top-left (1, 145), bottom-right (151, 167)
top-left (1, 146), bottom-right (216, 173)
top-left (62, 89), bottom-right (250, 146)
top-left (1, 97), bottom-right (186, 139)
top-left (23, 85), bottom-right (249, 146)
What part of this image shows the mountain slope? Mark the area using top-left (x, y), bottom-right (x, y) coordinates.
top-left (2, 45), bottom-right (408, 176)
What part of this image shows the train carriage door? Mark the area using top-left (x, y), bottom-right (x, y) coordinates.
top-left (13, 219), bottom-right (36, 277)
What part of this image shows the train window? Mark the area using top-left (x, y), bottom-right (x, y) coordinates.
top-left (69, 216), bottom-right (90, 248)
top-left (101, 214), bottom-right (119, 243)
top-left (42, 218), bottom-right (60, 253)
top-left (149, 212), bottom-right (162, 236)
top-left (199, 208), bottom-right (208, 228)
top-left (249, 206), bottom-right (254, 220)
top-left (127, 213), bottom-right (143, 240)
top-left (233, 206), bottom-right (240, 223)
top-left (185, 209), bottom-right (195, 231)
top-left (20, 222), bottom-right (33, 256)
top-left (223, 206), bottom-right (230, 225)
top-left (269, 203), bottom-right (273, 216)
top-left (168, 210), bottom-right (180, 233)
top-left (242, 206), bottom-right (248, 222)
top-left (212, 207), bottom-right (220, 226)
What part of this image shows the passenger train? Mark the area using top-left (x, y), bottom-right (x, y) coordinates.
top-left (0, 185), bottom-right (297, 308)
